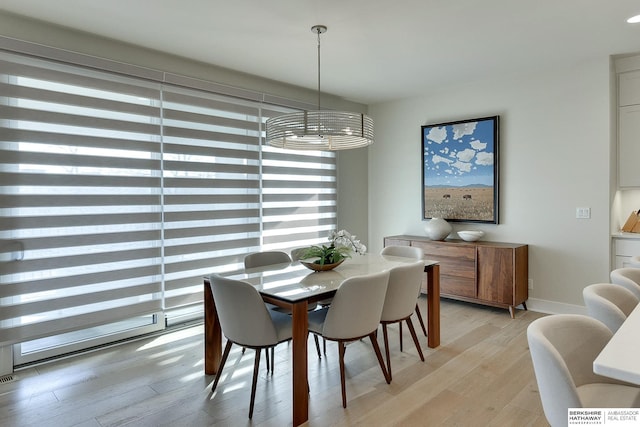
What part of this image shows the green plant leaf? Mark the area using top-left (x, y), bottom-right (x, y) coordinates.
top-left (299, 244), bottom-right (352, 265)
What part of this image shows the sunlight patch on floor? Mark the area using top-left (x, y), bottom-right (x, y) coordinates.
top-left (137, 327), bottom-right (202, 351)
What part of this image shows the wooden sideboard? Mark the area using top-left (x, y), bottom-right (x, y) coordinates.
top-left (384, 235), bottom-right (528, 318)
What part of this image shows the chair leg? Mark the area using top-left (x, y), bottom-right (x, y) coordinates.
top-left (399, 322), bottom-right (403, 352)
top-left (415, 303), bottom-right (427, 337)
top-left (265, 345), bottom-right (270, 372)
top-left (323, 337), bottom-right (326, 354)
top-left (270, 347), bottom-right (275, 372)
top-left (381, 323), bottom-right (393, 381)
top-left (405, 317), bottom-right (425, 362)
top-left (249, 348), bottom-right (261, 419)
top-left (313, 334), bottom-right (322, 358)
top-left (369, 333), bottom-right (391, 384)
top-left (338, 341), bottom-right (348, 408)
top-left (212, 340), bottom-right (233, 392)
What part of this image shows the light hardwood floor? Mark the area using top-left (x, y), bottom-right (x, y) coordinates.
top-left (0, 298), bottom-right (549, 426)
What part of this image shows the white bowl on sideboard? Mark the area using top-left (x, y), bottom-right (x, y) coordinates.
top-left (457, 230), bottom-right (485, 242)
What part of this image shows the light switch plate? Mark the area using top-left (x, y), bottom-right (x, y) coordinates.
top-left (576, 207), bottom-right (591, 219)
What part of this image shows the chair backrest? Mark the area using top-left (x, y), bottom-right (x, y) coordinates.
top-left (527, 314), bottom-right (617, 427)
top-left (380, 245), bottom-right (424, 260)
top-left (610, 268), bottom-right (640, 299)
top-left (290, 247), bottom-right (310, 261)
top-left (630, 255), bottom-right (640, 268)
top-left (244, 251), bottom-right (292, 269)
top-left (209, 274), bottom-right (280, 347)
top-left (381, 260), bottom-right (425, 322)
top-left (583, 283), bottom-right (639, 333)
top-left (322, 270), bottom-right (390, 340)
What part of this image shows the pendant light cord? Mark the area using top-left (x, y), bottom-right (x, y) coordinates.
top-left (316, 26), bottom-right (321, 111)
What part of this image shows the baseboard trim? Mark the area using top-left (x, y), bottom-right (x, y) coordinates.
top-left (524, 298), bottom-right (586, 315)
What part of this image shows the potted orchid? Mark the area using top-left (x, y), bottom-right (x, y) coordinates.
top-left (300, 230), bottom-right (367, 270)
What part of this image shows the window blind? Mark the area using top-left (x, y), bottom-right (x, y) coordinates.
top-left (0, 49), bottom-right (338, 350)
top-left (0, 52), bottom-right (163, 345)
top-left (161, 86), bottom-right (261, 310)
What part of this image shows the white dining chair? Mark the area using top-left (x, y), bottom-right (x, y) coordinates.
top-left (610, 268), bottom-right (640, 299)
top-left (307, 270), bottom-right (391, 408)
top-left (380, 259), bottom-right (426, 380)
top-left (380, 245), bottom-right (427, 339)
top-left (244, 250), bottom-right (292, 268)
top-left (244, 249), bottom-right (327, 359)
top-left (583, 283), bottom-right (639, 333)
top-left (527, 314), bottom-right (640, 427)
top-left (208, 274), bottom-right (293, 419)
top-left (290, 247), bottom-right (310, 261)
top-left (243, 251), bottom-right (293, 364)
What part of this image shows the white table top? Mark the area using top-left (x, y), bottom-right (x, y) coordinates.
top-left (215, 253), bottom-right (438, 304)
top-left (594, 302), bottom-right (640, 385)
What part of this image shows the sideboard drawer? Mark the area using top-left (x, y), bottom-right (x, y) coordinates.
top-left (411, 240), bottom-right (475, 278)
top-left (412, 240), bottom-right (476, 297)
top-left (440, 274), bottom-right (476, 298)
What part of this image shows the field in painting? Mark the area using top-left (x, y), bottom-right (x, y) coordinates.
top-left (424, 187), bottom-right (494, 222)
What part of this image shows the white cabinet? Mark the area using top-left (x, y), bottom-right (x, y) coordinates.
top-left (619, 105), bottom-right (640, 187)
top-left (619, 70), bottom-right (640, 106)
top-left (613, 236), bottom-right (640, 269)
top-left (618, 68), bottom-right (640, 187)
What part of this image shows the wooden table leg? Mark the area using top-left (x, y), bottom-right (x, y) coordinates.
top-left (291, 300), bottom-right (309, 426)
top-left (426, 264), bottom-right (440, 348)
top-left (204, 279), bottom-right (222, 375)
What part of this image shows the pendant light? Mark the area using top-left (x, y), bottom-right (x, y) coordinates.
top-left (265, 25), bottom-right (374, 150)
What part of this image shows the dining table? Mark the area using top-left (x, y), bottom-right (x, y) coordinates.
top-left (593, 302), bottom-right (640, 385)
top-left (203, 253), bottom-right (441, 426)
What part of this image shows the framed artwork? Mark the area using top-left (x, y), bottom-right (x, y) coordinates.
top-left (421, 115), bottom-right (499, 223)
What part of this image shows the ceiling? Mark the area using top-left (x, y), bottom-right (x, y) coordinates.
top-left (2, 0), bottom-right (640, 105)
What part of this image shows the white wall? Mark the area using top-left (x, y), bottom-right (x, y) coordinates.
top-left (336, 148), bottom-right (369, 243)
top-left (368, 58), bottom-right (612, 311)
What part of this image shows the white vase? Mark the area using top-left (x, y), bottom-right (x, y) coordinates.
top-left (424, 217), bottom-right (452, 241)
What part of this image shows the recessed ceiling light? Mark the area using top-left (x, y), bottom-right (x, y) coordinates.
top-left (627, 14), bottom-right (640, 24)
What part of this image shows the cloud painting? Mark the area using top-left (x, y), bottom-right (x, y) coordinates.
top-left (422, 116), bottom-right (499, 223)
